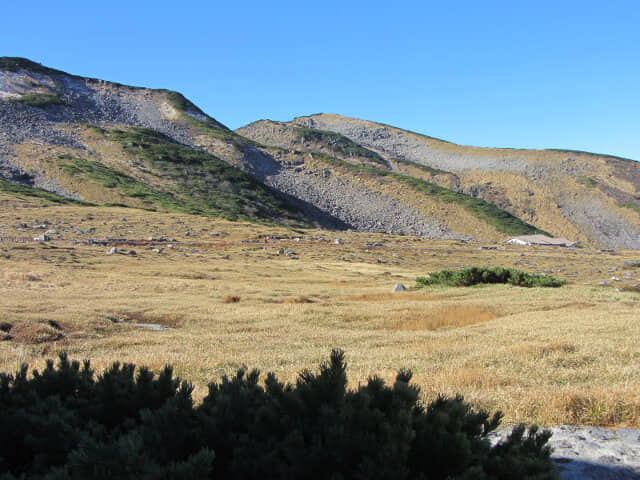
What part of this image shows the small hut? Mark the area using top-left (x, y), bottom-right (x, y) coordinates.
top-left (506, 235), bottom-right (576, 247)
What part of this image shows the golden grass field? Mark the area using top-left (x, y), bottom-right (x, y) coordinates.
top-left (1, 196), bottom-right (639, 428)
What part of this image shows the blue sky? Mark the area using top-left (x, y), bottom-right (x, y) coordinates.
top-left (3, 1), bottom-right (640, 160)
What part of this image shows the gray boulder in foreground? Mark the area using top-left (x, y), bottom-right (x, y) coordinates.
top-left (489, 426), bottom-right (640, 479)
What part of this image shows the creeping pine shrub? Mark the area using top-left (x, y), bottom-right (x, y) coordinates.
top-left (416, 266), bottom-right (566, 288)
top-left (0, 350), bottom-right (558, 479)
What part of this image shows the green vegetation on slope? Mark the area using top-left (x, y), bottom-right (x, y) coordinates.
top-left (294, 125), bottom-right (388, 167)
top-left (9, 93), bottom-right (67, 108)
top-left (0, 178), bottom-right (89, 205)
top-left (59, 155), bottom-right (190, 211)
top-left (416, 266), bottom-right (566, 288)
top-left (0, 57), bottom-right (61, 75)
top-left (0, 351), bottom-right (557, 479)
top-left (313, 153), bottom-right (547, 235)
top-left (107, 127), bottom-right (304, 223)
top-left (392, 157), bottom-right (447, 176)
top-left (163, 91), bottom-right (262, 148)
top-left (620, 201), bottom-right (640, 213)
top-left (577, 175), bottom-right (598, 188)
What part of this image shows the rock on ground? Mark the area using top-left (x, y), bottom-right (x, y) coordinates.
top-left (490, 426), bottom-right (640, 480)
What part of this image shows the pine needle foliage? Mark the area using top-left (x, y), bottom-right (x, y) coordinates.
top-left (0, 350), bottom-right (558, 479)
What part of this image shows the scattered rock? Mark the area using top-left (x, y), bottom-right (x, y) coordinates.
top-left (33, 234), bottom-right (50, 242)
top-left (106, 247), bottom-right (117, 255)
top-left (392, 283), bottom-right (407, 292)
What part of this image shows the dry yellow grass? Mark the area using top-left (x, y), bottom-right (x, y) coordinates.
top-left (1, 201), bottom-right (639, 428)
top-left (384, 305), bottom-right (497, 331)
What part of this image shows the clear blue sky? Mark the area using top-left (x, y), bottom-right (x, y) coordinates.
top-left (4, 1), bottom-right (640, 160)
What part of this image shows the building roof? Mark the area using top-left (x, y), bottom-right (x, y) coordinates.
top-left (507, 235), bottom-right (576, 246)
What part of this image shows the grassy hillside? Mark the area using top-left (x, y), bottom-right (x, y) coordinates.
top-left (0, 178), bottom-right (89, 205)
top-left (1, 204), bottom-right (639, 429)
top-left (93, 127), bottom-right (306, 223)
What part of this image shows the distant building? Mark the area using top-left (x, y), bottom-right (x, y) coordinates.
top-left (506, 235), bottom-right (576, 247)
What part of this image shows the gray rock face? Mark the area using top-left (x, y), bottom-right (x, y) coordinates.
top-left (256, 160), bottom-right (460, 238)
top-left (293, 115), bottom-right (531, 174)
top-left (559, 197), bottom-right (640, 250)
top-left (490, 426), bottom-right (640, 480)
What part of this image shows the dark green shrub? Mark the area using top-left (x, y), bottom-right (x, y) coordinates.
top-left (9, 93), bottom-right (67, 108)
top-left (0, 350), bottom-right (558, 479)
top-left (416, 266), bottom-right (566, 288)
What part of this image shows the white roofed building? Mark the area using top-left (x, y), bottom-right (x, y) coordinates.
top-left (506, 235), bottom-right (576, 247)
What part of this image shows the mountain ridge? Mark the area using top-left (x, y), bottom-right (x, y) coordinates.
top-left (1, 58), bottom-right (639, 248)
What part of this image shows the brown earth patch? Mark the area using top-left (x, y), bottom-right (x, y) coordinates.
top-left (8, 321), bottom-right (66, 344)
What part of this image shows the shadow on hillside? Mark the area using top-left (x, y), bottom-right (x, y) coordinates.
top-left (243, 146), bottom-right (353, 230)
top-left (276, 188), bottom-right (352, 230)
top-left (553, 457), bottom-right (640, 480)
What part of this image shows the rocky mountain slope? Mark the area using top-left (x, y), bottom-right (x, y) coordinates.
top-left (278, 114), bottom-right (639, 249)
top-left (0, 57), bottom-right (314, 226)
top-left (1, 58), bottom-right (638, 247)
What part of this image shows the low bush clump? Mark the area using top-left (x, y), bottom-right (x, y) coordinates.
top-left (416, 266), bottom-right (566, 288)
top-left (0, 350), bottom-right (558, 479)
